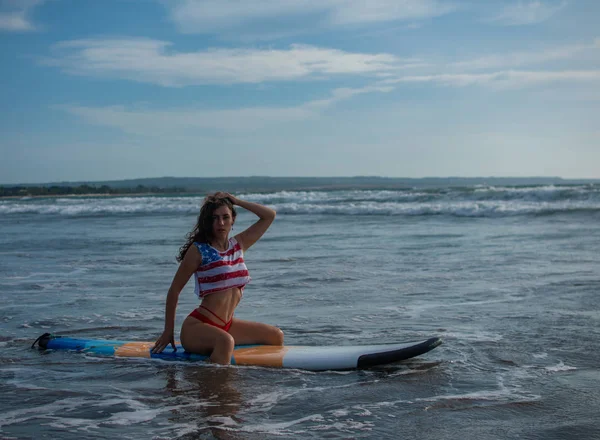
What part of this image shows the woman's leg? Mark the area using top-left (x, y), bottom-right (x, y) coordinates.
top-left (228, 318), bottom-right (284, 346)
top-left (180, 316), bottom-right (235, 365)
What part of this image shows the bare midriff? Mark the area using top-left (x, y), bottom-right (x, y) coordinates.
top-left (197, 287), bottom-right (242, 322)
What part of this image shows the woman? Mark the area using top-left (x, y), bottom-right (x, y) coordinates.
top-left (152, 192), bottom-right (283, 364)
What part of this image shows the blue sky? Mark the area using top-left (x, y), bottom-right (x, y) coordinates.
top-left (1, 0), bottom-right (599, 184)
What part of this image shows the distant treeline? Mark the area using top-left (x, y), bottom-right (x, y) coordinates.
top-left (0, 184), bottom-right (186, 198)
top-left (2, 176), bottom-right (598, 198)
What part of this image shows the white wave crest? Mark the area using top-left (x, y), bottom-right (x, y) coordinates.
top-left (1, 188), bottom-right (598, 217)
top-left (271, 200), bottom-right (600, 217)
top-left (0, 196), bottom-right (205, 216)
top-left (545, 361), bottom-right (577, 372)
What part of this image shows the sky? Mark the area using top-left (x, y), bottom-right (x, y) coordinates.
top-left (1, 0), bottom-right (599, 184)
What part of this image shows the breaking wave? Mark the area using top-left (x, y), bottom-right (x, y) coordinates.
top-left (1, 185), bottom-right (598, 218)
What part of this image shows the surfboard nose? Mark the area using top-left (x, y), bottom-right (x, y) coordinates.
top-left (31, 333), bottom-right (53, 350)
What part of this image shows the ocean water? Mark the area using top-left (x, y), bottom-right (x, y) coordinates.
top-left (1, 184), bottom-right (599, 439)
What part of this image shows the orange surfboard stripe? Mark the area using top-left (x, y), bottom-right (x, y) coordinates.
top-left (115, 342), bottom-right (153, 358)
top-left (233, 346), bottom-right (289, 367)
top-left (113, 341), bottom-right (288, 366)
top-left (115, 341), bottom-right (181, 358)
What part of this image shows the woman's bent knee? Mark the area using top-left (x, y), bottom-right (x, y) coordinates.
top-left (210, 332), bottom-right (235, 364)
top-left (272, 328), bottom-right (284, 346)
top-left (217, 332), bottom-right (235, 350)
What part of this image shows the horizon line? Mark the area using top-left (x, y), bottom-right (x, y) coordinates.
top-left (2, 175), bottom-right (600, 187)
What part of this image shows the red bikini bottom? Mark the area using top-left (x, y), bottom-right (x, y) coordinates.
top-left (188, 305), bottom-right (233, 332)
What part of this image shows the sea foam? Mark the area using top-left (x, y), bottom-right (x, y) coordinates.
top-left (1, 186), bottom-right (598, 218)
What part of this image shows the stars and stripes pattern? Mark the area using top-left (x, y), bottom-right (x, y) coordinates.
top-left (194, 237), bottom-right (251, 297)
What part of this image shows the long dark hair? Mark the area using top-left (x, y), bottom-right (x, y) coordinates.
top-left (177, 193), bottom-right (237, 262)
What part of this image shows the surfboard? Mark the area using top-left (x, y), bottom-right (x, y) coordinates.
top-left (32, 333), bottom-right (442, 371)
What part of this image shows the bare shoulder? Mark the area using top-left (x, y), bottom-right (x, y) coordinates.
top-left (168, 243), bottom-right (201, 292)
top-left (183, 242), bottom-right (202, 267)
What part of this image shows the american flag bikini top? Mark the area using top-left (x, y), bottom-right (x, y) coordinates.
top-left (193, 237), bottom-right (251, 298)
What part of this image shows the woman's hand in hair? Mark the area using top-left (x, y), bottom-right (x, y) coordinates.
top-left (216, 192), bottom-right (239, 205)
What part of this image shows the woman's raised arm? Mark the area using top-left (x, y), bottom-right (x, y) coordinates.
top-left (221, 192), bottom-right (276, 251)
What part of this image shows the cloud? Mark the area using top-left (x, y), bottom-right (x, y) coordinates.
top-left (370, 38), bottom-right (600, 90)
top-left (57, 104), bottom-right (312, 134)
top-left (0, 12), bottom-right (32, 31)
top-left (55, 85), bottom-right (394, 135)
top-left (450, 40), bottom-right (598, 70)
top-left (486, 1), bottom-right (567, 26)
top-left (44, 38), bottom-right (410, 86)
top-left (303, 85), bottom-right (395, 109)
top-left (328, 0), bottom-right (458, 25)
top-left (166, 0), bottom-right (458, 36)
top-left (0, 0), bottom-right (44, 32)
top-left (382, 70), bottom-right (600, 89)
top-left (44, 34), bottom-right (600, 98)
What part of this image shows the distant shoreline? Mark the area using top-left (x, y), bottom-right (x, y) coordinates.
top-left (1, 176), bottom-right (598, 199)
top-left (0, 192), bottom-right (168, 200)
top-left (3, 176), bottom-right (599, 187)
top-left (0, 184), bottom-right (187, 199)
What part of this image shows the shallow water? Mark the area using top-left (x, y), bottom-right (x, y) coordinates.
top-left (1, 186), bottom-right (599, 439)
